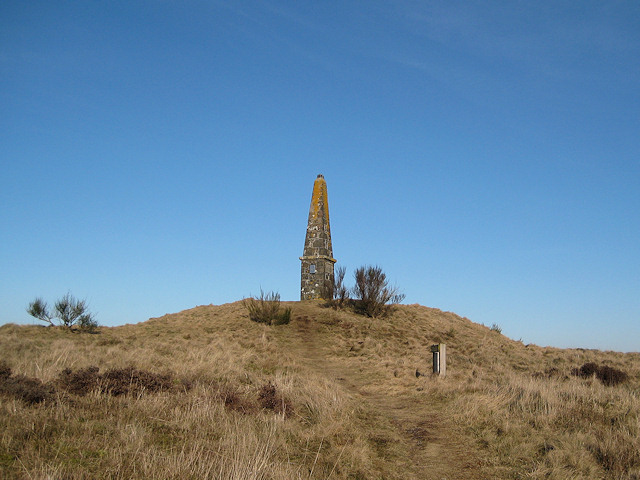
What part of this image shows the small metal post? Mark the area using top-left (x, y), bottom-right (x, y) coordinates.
top-left (431, 344), bottom-right (440, 374)
top-left (431, 343), bottom-right (446, 377)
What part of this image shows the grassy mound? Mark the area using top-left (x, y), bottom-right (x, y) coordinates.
top-left (1, 302), bottom-right (639, 479)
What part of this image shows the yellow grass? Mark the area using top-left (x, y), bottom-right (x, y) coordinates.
top-left (1, 301), bottom-right (639, 479)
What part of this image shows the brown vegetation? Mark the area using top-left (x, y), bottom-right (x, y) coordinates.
top-left (1, 302), bottom-right (639, 479)
top-left (571, 361), bottom-right (629, 386)
top-left (258, 382), bottom-right (293, 417)
top-left (0, 361), bottom-right (53, 405)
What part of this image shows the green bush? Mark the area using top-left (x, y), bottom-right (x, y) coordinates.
top-left (243, 290), bottom-right (291, 326)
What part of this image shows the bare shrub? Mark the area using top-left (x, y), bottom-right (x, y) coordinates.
top-left (27, 293), bottom-right (98, 331)
top-left (325, 265), bottom-right (350, 309)
top-left (243, 290), bottom-right (291, 325)
top-left (352, 265), bottom-right (405, 317)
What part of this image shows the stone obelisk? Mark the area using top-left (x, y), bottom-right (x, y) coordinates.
top-left (300, 174), bottom-right (336, 300)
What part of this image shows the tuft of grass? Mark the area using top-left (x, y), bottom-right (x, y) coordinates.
top-left (243, 290), bottom-right (291, 325)
top-left (490, 323), bottom-right (502, 334)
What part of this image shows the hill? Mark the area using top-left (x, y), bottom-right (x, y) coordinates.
top-left (1, 302), bottom-right (639, 479)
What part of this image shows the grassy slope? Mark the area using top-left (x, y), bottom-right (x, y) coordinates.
top-left (1, 301), bottom-right (639, 479)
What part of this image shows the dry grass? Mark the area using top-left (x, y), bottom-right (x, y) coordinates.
top-left (0, 304), bottom-right (383, 479)
top-left (1, 301), bottom-right (639, 479)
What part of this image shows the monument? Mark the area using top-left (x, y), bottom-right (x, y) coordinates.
top-left (300, 174), bottom-right (336, 300)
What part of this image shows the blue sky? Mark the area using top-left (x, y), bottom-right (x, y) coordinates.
top-left (1, 1), bottom-right (638, 351)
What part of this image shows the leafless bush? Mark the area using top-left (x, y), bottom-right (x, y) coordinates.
top-left (352, 265), bottom-right (405, 317)
top-left (324, 265), bottom-right (351, 309)
top-left (27, 293), bottom-right (98, 331)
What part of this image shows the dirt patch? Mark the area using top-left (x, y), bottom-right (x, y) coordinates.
top-left (406, 420), bottom-right (440, 447)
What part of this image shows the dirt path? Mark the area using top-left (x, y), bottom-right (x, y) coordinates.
top-left (291, 315), bottom-right (487, 480)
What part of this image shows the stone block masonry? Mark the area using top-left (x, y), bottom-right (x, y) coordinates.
top-left (300, 174), bottom-right (336, 300)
